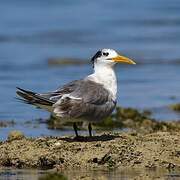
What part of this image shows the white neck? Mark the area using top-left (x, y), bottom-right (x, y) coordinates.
top-left (87, 64), bottom-right (117, 100)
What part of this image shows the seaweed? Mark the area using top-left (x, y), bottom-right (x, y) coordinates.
top-left (169, 103), bottom-right (180, 112)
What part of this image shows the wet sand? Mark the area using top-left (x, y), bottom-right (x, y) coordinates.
top-left (0, 131), bottom-right (179, 172)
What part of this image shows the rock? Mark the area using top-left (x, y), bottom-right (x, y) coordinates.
top-left (169, 103), bottom-right (180, 112)
top-left (0, 120), bottom-right (15, 127)
top-left (7, 130), bottom-right (25, 141)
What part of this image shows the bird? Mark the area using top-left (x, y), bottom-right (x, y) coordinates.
top-left (16, 49), bottom-right (136, 137)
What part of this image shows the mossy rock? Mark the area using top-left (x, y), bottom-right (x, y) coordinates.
top-left (95, 116), bottom-right (123, 129)
top-left (169, 103), bottom-right (180, 112)
top-left (114, 107), bottom-right (151, 123)
top-left (7, 130), bottom-right (25, 141)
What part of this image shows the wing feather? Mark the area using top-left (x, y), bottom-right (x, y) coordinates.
top-left (16, 79), bottom-right (116, 120)
top-left (53, 80), bottom-right (115, 120)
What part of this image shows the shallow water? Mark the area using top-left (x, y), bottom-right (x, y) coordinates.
top-left (0, 0), bottom-right (180, 138)
top-left (0, 168), bottom-right (180, 180)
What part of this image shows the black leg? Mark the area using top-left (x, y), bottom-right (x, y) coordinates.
top-left (73, 122), bottom-right (79, 137)
top-left (88, 123), bottom-right (92, 137)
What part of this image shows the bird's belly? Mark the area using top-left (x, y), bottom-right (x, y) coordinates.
top-left (81, 102), bottom-right (116, 122)
top-left (52, 100), bottom-right (116, 123)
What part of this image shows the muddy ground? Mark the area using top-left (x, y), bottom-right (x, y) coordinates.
top-left (0, 131), bottom-right (179, 172)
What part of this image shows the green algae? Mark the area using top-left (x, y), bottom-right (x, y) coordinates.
top-left (169, 103), bottom-right (180, 112)
top-left (48, 58), bottom-right (87, 66)
top-left (39, 173), bottom-right (67, 180)
top-left (7, 130), bottom-right (25, 141)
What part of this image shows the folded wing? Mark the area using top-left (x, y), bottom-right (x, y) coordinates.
top-left (53, 80), bottom-right (116, 120)
top-left (16, 79), bottom-right (116, 120)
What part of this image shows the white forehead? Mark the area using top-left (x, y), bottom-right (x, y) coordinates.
top-left (101, 49), bottom-right (118, 57)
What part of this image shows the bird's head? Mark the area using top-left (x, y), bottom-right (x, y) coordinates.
top-left (91, 49), bottom-right (136, 68)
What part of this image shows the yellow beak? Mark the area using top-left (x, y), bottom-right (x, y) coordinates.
top-left (112, 55), bottom-right (136, 64)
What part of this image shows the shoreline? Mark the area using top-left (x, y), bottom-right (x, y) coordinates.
top-left (0, 131), bottom-right (179, 171)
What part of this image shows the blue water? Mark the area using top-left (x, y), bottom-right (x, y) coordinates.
top-left (0, 0), bottom-right (180, 138)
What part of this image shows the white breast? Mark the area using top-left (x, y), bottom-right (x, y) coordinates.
top-left (87, 65), bottom-right (117, 100)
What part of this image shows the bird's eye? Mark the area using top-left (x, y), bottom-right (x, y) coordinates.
top-left (102, 52), bottom-right (109, 56)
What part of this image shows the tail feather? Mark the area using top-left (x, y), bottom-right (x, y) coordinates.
top-left (15, 96), bottom-right (32, 105)
top-left (16, 87), bottom-right (36, 96)
top-left (16, 87), bottom-right (54, 107)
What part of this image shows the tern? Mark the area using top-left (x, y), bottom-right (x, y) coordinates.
top-left (16, 49), bottom-right (136, 137)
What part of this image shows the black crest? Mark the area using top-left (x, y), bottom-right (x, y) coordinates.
top-left (91, 50), bottom-right (102, 67)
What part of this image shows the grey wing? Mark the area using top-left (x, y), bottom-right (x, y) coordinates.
top-left (16, 80), bottom-right (84, 112)
top-left (53, 80), bottom-right (116, 120)
top-left (39, 80), bottom-right (83, 102)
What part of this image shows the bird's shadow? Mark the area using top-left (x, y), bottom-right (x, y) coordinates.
top-left (58, 134), bottom-right (119, 142)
